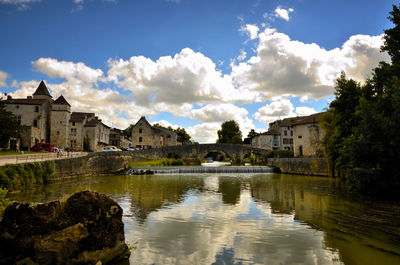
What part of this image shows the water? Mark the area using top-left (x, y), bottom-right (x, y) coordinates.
top-left (4, 173), bottom-right (400, 265)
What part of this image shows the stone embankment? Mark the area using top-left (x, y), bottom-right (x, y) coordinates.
top-left (267, 157), bottom-right (328, 176)
top-left (0, 191), bottom-right (130, 265)
top-left (127, 166), bottom-right (274, 174)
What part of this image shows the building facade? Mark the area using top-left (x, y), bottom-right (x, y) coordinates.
top-left (250, 131), bottom-right (280, 150)
top-left (3, 81), bottom-right (112, 152)
top-left (131, 116), bottom-right (178, 149)
top-left (110, 128), bottom-right (131, 149)
top-left (292, 113), bottom-right (325, 157)
top-left (269, 117), bottom-right (304, 151)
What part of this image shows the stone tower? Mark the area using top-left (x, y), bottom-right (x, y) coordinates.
top-left (50, 95), bottom-right (71, 148)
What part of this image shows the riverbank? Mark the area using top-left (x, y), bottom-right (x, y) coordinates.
top-left (127, 165), bottom-right (273, 174)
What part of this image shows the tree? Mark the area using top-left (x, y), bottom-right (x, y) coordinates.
top-left (321, 4), bottom-right (400, 198)
top-left (217, 120), bottom-right (242, 144)
top-left (0, 100), bottom-right (20, 148)
top-left (243, 129), bottom-right (258, 144)
top-left (123, 124), bottom-right (134, 138)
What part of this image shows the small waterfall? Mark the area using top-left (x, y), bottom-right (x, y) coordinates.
top-left (127, 166), bottom-right (273, 174)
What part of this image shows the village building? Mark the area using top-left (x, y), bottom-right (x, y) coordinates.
top-left (250, 130), bottom-right (280, 150)
top-left (109, 128), bottom-right (132, 149)
top-left (269, 117), bottom-right (304, 151)
top-left (131, 116), bottom-right (178, 149)
top-left (292, 113), bottom-right (325, 157)
top-left (3, 81), bottom-right (111, 152)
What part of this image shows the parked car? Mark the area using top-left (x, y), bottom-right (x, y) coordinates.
top-left (127, 147), bottom-right (136, 151)
top-left (102, 146), bottom-right (121, 152)
top-left (31, 142), bottom-right (55, 152)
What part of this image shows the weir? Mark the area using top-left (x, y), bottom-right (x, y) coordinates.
top-left (127, 166), bottom-right (274, 174)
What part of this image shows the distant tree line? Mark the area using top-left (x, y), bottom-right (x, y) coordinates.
top-left (320, 4), bottom-right (400, 199)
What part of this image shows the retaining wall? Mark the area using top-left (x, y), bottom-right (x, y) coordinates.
top-left (267, 157), bottom-right (328, 176)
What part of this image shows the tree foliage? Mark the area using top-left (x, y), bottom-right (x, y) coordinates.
top-left (0, 100), bottom-right (20, 148)
top-left (217, 120), bottom-right (242, 144)
top-left (321, 4), bottom-right (400, 198)
top-left (243, 129), bottom-right (258, 144)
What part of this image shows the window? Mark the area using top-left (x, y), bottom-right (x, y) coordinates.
top-left (284, 130), bottom-right (287, 136)
top-left (16, 105), bottom-right (19, 109)
top-left (72, 121), bottom-right (75, 126)
top-left (33, 120), bottom-right (38, 127)
top-left (139, 137), bottom-right (142, 142)
top-left (57, 131), bottom-right (60, 135)
top-left (291, 131), bottom-right (293, 136)
top-left (139, 128), bottom-right (142, 133)
top-left (290, 139), bottom-right (293, 144)
top-left (60, 121), bottom-right (62, 124)
top-left (167, 135), bottom-right (171, 138)
top-left (70, 128), bottom-right (77, 136)
top-left (35, 106), bottom-right (39, 112)
top-left (298, 135), bottom-right (302, 139)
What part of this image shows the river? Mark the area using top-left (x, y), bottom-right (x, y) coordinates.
top-left (4, 173), bottom-right (400, 265)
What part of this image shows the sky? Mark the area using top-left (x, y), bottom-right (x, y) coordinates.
top-left (0, 0), bottom-right (396, 143)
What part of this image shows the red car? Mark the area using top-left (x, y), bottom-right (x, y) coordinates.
top-left (31, 143), bottom-right (55, 152)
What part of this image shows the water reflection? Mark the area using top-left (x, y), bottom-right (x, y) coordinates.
top-left (5, 174), bottom-right (400, 265)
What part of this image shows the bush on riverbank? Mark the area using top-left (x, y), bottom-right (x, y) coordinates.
top-left (0, 161), bottom-right (54, 190)
top-left (130, 157), bottom-right (201, 167)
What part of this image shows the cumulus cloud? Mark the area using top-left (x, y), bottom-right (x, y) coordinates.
top-left (274, 7), bottom-right (294, 21)
top-left (240, 24), bottom-right (259, 40)
top-left (187, 123), bottom-right (221, 143)
top-left (0, 70), bottom-right (8, 87)
top-left (107, 48), bottom-right (262, 107)
top-left (237, 50), bottom-right (247, 61)
top-left (253, 98), bottom-right (316, 124)
top-left (231, 28), bottom-right (389, 100)
top-left (33, 58), bottom-right (104, 84)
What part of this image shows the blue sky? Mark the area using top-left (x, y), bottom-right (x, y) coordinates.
top-left (0, 0), bottom-right (396, 142)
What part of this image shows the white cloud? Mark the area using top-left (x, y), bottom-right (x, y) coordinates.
top-left (107, 48), bottom-right (262, 106)
top-left (240, 24), bottom-right (259, 40)
top-left (253, 98), bottom-right (317, 124)
top-left (151, 120), bottom-right (179, 130)
top-left (237, 49), bottom-right (247, 61)
top-left (187, 123), bottom-right (221, 143)
top-left (0, 70), bottom-right (8, 87)
top-left (32, 58), bottom-right (103, 84)
top-left (0, 0), bottom-right (40, 10)
top-left (274, 7), bottom-right (294, 21)
top-left (231, 28), bottom-right (389, 100)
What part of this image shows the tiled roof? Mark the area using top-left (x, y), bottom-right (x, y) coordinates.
top-left (33, 81), bottom-right (52, 98)
top-left (294, 112), bottom-right (325, 126)
top-left (70, 112), bottom-right (95, 122)
top-left (53, 95), bottom-right (71, 106)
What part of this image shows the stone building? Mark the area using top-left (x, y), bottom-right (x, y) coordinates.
top-left (131, 116), bottom-right (178, 149)
top-left (109, 128), bottom-right (131, 149)
top-left (250, 130), bottom-right (280, 150)
top-left (3, 81), bottom-right (112, 151)
top-left (292, 113), bottom-right (325, 157)
top-left (269, 117), bottom-right (304, 151)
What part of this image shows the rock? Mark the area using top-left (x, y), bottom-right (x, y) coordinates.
top-left (0, 191), bottom-right (130, 265)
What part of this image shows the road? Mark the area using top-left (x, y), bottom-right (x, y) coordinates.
top-left (0, 152), bottom-right (88, 166)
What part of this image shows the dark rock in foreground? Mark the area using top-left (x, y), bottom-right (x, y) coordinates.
top-left (0, 191), bottom-right (130, 265)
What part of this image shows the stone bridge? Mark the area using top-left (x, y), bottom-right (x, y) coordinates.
top-left (129, 143), bottom-right (269, 161)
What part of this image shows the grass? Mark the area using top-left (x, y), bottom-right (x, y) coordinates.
top-left (0, 150), bottom-right (37, 156)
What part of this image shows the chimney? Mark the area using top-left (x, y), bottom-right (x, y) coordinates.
top-left (7, 95), bottom-right (12, 100)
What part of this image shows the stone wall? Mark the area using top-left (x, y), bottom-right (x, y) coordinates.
top-left (52, 152), bottom-right (133, 178)
top-left (267, 157), bottom-right (328, 176)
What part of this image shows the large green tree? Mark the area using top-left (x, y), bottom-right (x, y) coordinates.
top-left (321, 3), bottom-right (400, 198)
top-left (0, 100), bottom-right (20, 148)
top-left (217, 120), bottom-right (242, 144)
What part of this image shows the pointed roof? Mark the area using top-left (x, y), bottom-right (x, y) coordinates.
top-left (53, 95), bottom-right (70, 106)
top-left (33, 81), bottom-right (52, 98)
